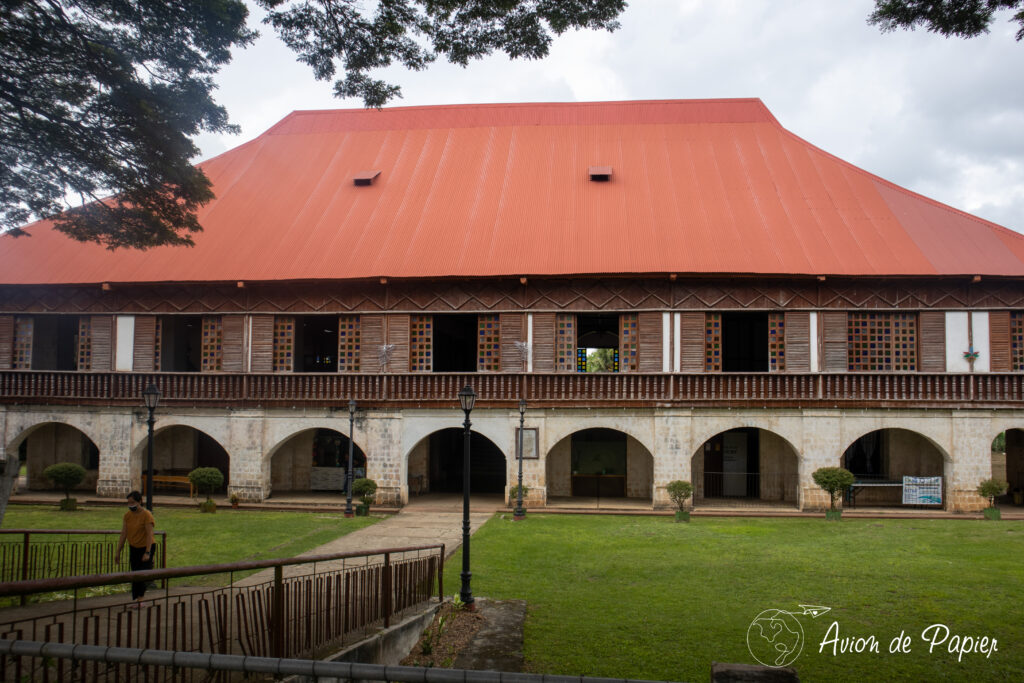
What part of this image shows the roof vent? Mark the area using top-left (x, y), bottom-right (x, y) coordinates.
top-left (353, 170), bottom-right (381, 186)
top-left (588, 166), bottom-right (612, 182)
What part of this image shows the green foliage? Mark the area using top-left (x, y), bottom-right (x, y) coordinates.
top-left (3, 1), bottom-right (626, 248)
top-left (585, 348), bottom-right (616, 372)
top-left (188, 467), bottom-right (224, 499)
top-left (1, 1), bottom-right (255, 248)
top-left (665, 480), bottom-right (694, 511)
top-left (508, 484), bottom-right (529, 504)
top-left (42, 463), bottom-right (86, 500)
top-left (352, 477), bottom-right (377, 506)
top-left (812, 467), bottom-right (856, 509)
top-left (869, 1), bottom-right (1024, 41)
top-left (977, 478), bottom-right (1009, 507)
top-left (992, 431), bottom-right (1006, 452)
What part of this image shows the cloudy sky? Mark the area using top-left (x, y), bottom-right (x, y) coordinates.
top-left (196, 0), bottom-right (1024, 234)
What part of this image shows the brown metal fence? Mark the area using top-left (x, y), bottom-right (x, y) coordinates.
top-left (0, 544), bottom-right (443, 682)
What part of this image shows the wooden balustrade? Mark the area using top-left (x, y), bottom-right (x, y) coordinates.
top-left (2, 370), bottom-right (1023, 408)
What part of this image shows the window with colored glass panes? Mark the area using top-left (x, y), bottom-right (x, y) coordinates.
top-left (768, 313), bottom-right (785, 372)
top-left (337, 315), bottom-right (360, 372)
top-left (705, 313), bottom-right (722, 371)
top-left (619, 313), bottom-right (638, 372)
top-left (77, 317), bottom-right (92, 370)
top-left (1013, 313), bottom-right (1024, 371)
top-left (12, 317), bottom-right (32, 369)
top-left (410, 315), bottom-right (432, 372)
top-left (273, 317), bottom-right (295, 372)
top-left (201, 316), bottom-right (223, 372)
top-left (847, 312), bottom-right (917, 371)
top-left (556, 314), bottom-right (575, 372)
top-left (477, 314), bottom-right (500, 371)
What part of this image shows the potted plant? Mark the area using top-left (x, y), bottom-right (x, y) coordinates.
top-left (43, 462), bottom-right (86, 511)
top-left (977, 478), bottom-right (1009, 520)
top-left (352, 478), bottom-right (377, 516)
top-left (188, 467), bottom-right (224, 513)
top-left (665, 480), bottom-right (694, 522)
top-left (229, 492), bottom-right (240, 509)
top-left (812, 467), bottom-right (855, 521)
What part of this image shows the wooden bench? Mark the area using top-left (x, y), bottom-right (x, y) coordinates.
top-left (142, 475), bottom-right (195, 498)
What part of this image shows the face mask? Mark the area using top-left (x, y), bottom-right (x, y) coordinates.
top-left (128, 505), bottom-right (138, 511)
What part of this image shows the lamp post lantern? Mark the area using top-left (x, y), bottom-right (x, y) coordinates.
top-left (514, 398), bottom-right (527, 521)
top-left (345, 399), bottom-right (357, 518)
top-left (142, 383), bottom-right (160, 512)
top-left (457, 385), bottom-right (476, 609)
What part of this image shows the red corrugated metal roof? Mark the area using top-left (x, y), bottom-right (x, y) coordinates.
top-left (3, 98), bottom-right (1023, 285)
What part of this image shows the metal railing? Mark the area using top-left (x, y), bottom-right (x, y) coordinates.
top-left (0, 639), bottom-right (685, 683)
top-left (2, 369), bottom-right (1023, 408)
top-left (0, 544), bottom-right (444, 682)
top-left (0, 530), bottom-right (168, 605)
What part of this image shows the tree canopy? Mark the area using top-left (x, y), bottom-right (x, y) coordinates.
top-left (870, 1), bottom-right (1024, 41)
top-left (1, 1), bottom-right (626, 249)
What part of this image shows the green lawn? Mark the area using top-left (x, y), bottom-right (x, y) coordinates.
top-left (2, 503), bottom-right (378, 578)
top-left (445, 515), bottom-right (1024, 682)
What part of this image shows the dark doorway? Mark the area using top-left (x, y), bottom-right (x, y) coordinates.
top-left (701, 428), bottom-right (760, 498)
top-left (433, 315), bottom-right (478, 372)
top-left (31, 316), bottom-right (79, 370)
top-left (570, 428), bottom-right (627, 496)
top-left (722, 312), bottom-right (768, 372)
top-left (196, 432), bottom-right (231, 489)
top-left (295, 316), bottom-right (338, 372)
top-left (161, 316), bottom-right (202, 372)
top-left (427, 429), bottom-right (505, 492)
top-left (843, 432), bottom-right (885, 479)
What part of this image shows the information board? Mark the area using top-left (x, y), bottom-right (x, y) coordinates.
top-left (902, 476), bottom-right (942, 505)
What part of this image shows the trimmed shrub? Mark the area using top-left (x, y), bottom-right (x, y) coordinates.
top-left (43, 462), bottom-right (86, 503)
top-left (188, 467), bottom-right (225, 501)
top-left (812, 467), bottom-right (855, 510)
top-left (666, 480), bottom-right (694, 511)
top-left (352, 478), bottom-right (378, 507)
top-left (508, 484), bottom-right (529, 506)
top-left (977, 478), bottom-right (1009, 508)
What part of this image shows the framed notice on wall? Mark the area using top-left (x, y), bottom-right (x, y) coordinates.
top-left (516, 428), bottom-right (538, 459)
top-left (902, 476), bottom-right (942, 505)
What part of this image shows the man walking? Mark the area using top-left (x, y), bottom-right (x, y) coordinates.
top-left (114, 490), bottom-right (155, 606)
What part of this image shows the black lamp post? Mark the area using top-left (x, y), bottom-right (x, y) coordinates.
top-left (142, 383), bottom-right (160, 511)
top-left (514, 398), bottom-right (526, 521)
top-left (458, 385), bottom-right (476, 609)
top-left (345, 399), bottom-right (356, 518)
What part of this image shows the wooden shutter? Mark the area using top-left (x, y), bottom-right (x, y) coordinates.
top-left (637, 312), bottom-right (663, 373)
top-left (249, 315), bottom-right (274, 373)
top-left (680, 312), bottom-right (705, 372)
top-left (990, 311), bottom-right (1011, 372)
top-left (821, 311), bottom-right (848, 372)
top-left (221, 315), bottom-right (246, 372)
top-left (89, 316), bottom-right (113, 371)
top-left (918, 311), bottom-right (945, 372)
top-left (784, 312), bottom-right (810, 372)
top-left (532, 313), bottom-right (556, 372)
top-left (500, 313), bottom-right (525, 372)
top-left (387, 314), bottom-right (410, 372)
top-left (360, 314), bottom-right (386, 372)
top-left (0, 316), bottom-right (13, 369)
top-left (132, 316), bottom-right (156, 371)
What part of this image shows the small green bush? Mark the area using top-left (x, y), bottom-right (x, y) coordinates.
top-left (812, 467), bottom-right (856, 510)
top-left (352, 478), bottom-right (377, 506)
top-left (508, 484), bottom-right (529, 505)
top-left (977, 478), bottom-right (1009, 508)
top-left (188, 467), bottom-right (224, 501)
top-left (666, 480), bottom-right (694, 511)
top-left (43, 462), bottom-right (86, 502)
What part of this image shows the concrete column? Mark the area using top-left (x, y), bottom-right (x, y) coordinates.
top-left (800, 411), bottom-right (843, 511)
top-left (366, 411), bottom-right (403, 506)
top-left (226, 411), bottom-right (265, 502)
top-left (948, 413), bottom-right (994, 512)
top-left (652, 410), bottom-right (691, 509)
top-left (95, 410), bottom-right (134, 498)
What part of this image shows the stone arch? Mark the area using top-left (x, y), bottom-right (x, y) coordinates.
top-left (543, 418), bottom-right (655, 461)
top-left (689, 419), bottom-right (802, 461)
top-left (545, 428), bottom-right (654, 503)
top-left (267, 428), bottom-right (367, 495)
top-left (405, 428), bottom-right (507, 496)
top-left (130, 424), bottom-right (231, 494)
top-left (9, 422), bottom-right (100, 492)
top-left (690, 427), bottom-right (800, 507)
top-left (990, 426), bottom-right (1024, 507)
top-left (839, 428), bottom-right (948, 509)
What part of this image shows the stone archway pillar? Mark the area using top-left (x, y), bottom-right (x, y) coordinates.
top-left (948, 414), bottom-right (994, 512)
top-left (95, 411), bottom-right (135, 498)
top-left (365, 410), bottom-right (403, 506)
top-left (226, 410), bottom-right (266, 502)
top-left (652, 410), bottom-right (691, 509)
top-left (799, 411), bottom-right (843, 511)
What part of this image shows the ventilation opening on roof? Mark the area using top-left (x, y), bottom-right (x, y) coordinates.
top-left (353, 170), bottom-right (381, 186)
top-left (588, 166), bottom-right (612, 182)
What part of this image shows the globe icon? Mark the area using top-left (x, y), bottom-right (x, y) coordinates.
top-left (746, 609), bottom-right (804, 667)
